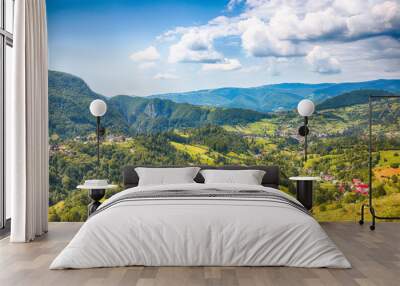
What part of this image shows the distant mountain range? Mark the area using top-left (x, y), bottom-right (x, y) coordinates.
top-left (150, 79), bottom-right (400, 112)
top-left (49, 71), bottom-right (267, 138)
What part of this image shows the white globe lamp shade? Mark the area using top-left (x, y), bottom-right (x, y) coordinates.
top-left (297, 99), bottom-right (315, 117)
top-left (90, 99), bottom-right (107, 117)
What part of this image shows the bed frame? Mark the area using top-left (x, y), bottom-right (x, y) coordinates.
top-left (122, 165), bottom-right (280, 189)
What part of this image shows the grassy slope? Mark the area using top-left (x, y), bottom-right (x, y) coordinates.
top-left (170, 142), bottom-right (215, 165)
top-left (313, 193), bottom-right (400, 222)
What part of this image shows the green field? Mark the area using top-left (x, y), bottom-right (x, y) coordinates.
top-left (378, 150), bottom-right (400, 166)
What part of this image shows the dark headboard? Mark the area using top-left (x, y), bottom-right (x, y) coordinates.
top-left (123, 165), bottom-right (280, 189)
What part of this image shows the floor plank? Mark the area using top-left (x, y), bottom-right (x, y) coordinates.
top-left (0, 222), bottom-right (398, 286)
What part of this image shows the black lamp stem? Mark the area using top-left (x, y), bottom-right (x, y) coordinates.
top-left (96, 116), bottom-right (100, 178)
top-left (304, 116), bottom-right (308, 162)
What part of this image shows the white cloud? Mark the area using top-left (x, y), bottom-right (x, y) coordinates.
top-left (333, 0), bottom-right (364, 15)
top-left (168, 30), bottom-right (224, 63)
top-left (202, 58), bottom-right (242, 71)
top-left (156, 29), bottom-right (180, 43)
top-left (346, 1), bottom-right (400, 39)
top-left (227, 0), bottom-right (244, 11)
top-left (244, 0), bottom-right (400, 42)
top-left (156, 0), bottom-right (398, 81)
top-left (306, 46), bottom-right (341, 74)
top-left (154, 73), bottom-right (179, 80)
top-left (130, 46), bottom-right (160, 62)
top-left (299, 8), bottom-right (347, 40)
top-left (239, 17), bottom-right (305, 57)
top-left (169, 43), bottom-right (223, 64)
top-left (166, 17), bottom-right (240, 64)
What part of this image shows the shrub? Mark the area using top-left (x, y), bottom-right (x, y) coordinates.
top-left (48, 209), bottom-right (60, 222)
top-left (372, 184), bottom-right (386, 198)
top-left (343, 192), bottom-right (358, 204)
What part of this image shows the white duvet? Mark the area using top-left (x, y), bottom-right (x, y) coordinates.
top-left (50, 183), bottom-right (351, 269)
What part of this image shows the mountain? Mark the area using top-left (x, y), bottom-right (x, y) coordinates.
top-left (150, 87), bottom-right (304, 112)
top-left (312, 80), bottom-right (400, 101)
top-left (150, 79), bottom-right (400, 112)
top-left (48, 71), bottom-right (267, 137)
top-left (317, 90), bottom-right (399, 110)
top-left (49, 70), bottom-right (129, 137)
top-left (108, 95), bottom-right (267, 134)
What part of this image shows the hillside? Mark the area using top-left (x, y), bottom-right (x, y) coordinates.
top-left (108, 95), bottom-right (267, 134)
top-left (49, 70), bottom-right (129, 137)
top-left (317, 90), bottom-right (399, 110)
top-left (150, 79), bottom-right (400, 112)
top-left (49, 70), bottom-right (268, 137)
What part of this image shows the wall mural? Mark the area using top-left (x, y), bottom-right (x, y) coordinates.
top-left (47, 0), bottom-right (400, 222)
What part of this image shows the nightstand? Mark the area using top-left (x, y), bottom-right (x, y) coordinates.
top-left (77, 183), bottom-right (118, 215)
top-left (289, 176), bottom-right (321, 210)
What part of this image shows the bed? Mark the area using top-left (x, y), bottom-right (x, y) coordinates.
top-left (50, 165), bottom-right (351, 269)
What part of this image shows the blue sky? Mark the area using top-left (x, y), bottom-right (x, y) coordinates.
top-left (47, 0), bottom-right (400, 96)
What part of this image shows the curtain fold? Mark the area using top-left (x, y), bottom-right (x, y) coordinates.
top-left (8, 0), bottom-right (49, 242)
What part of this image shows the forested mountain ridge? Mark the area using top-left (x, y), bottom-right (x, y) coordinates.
top-left (151, 79), bottom-right (400, 112)
top-left (317, 90), bottom-right (399, 110)
top-left (312, 79), bottom-right (400, 101)
top-left (49, 70), bottom-right (129, 137)
top-left (108, 95), bottom-right (267, 134)
top-left (49, 70), bottom-right (267, 137)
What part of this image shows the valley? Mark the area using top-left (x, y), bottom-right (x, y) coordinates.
top-left (47, 70), bottom-right (400, 222)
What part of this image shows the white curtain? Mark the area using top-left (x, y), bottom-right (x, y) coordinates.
top-left (7, 0), bottom-right (49, 242)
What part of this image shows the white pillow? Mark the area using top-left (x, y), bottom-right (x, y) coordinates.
top-left (200, 169), bottom-right (266, 185)
top-left (135, 167), bottom-right (200, 186)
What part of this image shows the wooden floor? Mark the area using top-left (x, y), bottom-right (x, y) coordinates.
top-left (0, 222), bottom-right (399, 286)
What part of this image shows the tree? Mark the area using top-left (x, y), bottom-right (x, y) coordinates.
top-left (373, 183), bottom-right (386, 198)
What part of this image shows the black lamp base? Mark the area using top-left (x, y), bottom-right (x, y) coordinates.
top-left (88, 189), bottom-right (106, 216)
top-left (296, 180), bottom-right (313, 210)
